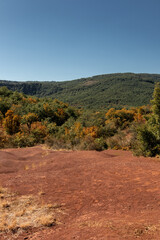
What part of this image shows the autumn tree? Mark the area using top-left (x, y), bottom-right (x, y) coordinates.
top-left (105, 108), bottom-right (135, 129)
top-left (22, 113), bottom-right (38, 132)
top-left (4, 110), bottom-right (21, 135)
top-left (82, 126), bottom-right (98, 138)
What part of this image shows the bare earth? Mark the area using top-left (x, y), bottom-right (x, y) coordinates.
top-left (0, 146), bottom-right (160, 240)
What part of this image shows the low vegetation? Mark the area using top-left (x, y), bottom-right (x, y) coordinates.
top-left (0, 81), bottom-right (160, 156)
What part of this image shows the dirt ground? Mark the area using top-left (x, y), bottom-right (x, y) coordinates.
top-left (0, 146), bottom-right (160, 240)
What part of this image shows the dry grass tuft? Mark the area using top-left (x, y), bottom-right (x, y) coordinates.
top-left (0, 187), bottom-right (62, 235)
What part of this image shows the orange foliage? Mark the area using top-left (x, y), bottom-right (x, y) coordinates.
top-left (133, 107), bottom-right (146, 122)
top-left (31, 122), bottom-right (47, 139)
top-left (74, 122), bottom-right (82, 137)
top-left (105, 108), bottom-right (135, 128)
top-left (4, 110), bottom-right (21, 135)
top-left (82, 126), bottom-right (98, 138)
top-left (22, 97), bottom-right (37, 103)
top-left (43, 103), bottom-right (49, 112)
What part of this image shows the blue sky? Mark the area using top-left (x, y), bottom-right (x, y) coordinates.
top-left (0, 0), bottom-right (160, 81)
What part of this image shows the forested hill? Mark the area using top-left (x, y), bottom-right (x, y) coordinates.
top-left (0, 73), bottom-right (160, 109)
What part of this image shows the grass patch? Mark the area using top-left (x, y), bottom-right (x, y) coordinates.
top-left (0, 187), bottom-right (62, 235)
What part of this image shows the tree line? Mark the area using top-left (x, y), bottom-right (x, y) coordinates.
top-left (0, 84), bottom-right (160, 157)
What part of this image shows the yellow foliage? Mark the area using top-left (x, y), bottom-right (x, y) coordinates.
top-left (105, 108), bottom-right (135, 128)
top-left (43, 103), bottom-right (49, 112)
top-left (3, 110), bottom-right (21, 135)
top-left (65, 127), bottom-right (70, 136)
top-left (82, 126), bottom-right (98, 138)
top-left (133, 107), bottom-right (145, 122)
top-left (74, 122), bottom-right (82, 137)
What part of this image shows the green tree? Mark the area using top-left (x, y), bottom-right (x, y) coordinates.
top-left (133, 83), bottom-right (160, 157)
top-left (151, 82), bottom-right (160, 119)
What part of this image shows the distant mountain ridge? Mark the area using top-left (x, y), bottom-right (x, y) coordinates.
top-left (0, 73), bottom-right (160, 109)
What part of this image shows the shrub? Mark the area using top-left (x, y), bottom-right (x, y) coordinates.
top-left (11, 132), bottom-right (35, 148)
top-left (30, 122), bottom-right (47, 143)
top-left (22, 113), bottom-right (38, 132)
top-left (3, 110), bottom-right (21, 135)
top-left (105, 108), bottom-right (135, 129)
top-left (79, 136), bottom-right (107, 151)
top-left (132, 83), bottom-right (160, 157)
top-left (45, 136), bottom-right (72, 150)
top-left (46, 122), bottom-right (58, 135)
top-left (107, 130), bottom-right (131, 150)
top-left (132, 125), bottom-right (160, 157)
top-left (0, 131), bottom-right (10, 148)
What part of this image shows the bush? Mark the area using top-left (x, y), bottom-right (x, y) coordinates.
top-left (107, 130), bottom-right (131, 150)
top-left (45, 136), bottom-right (73, 150)
top-left (30, 122), bottom-right (47, 143)
top-left (132, 125), bottom-right (160, 157)
top-left (132, 83), bottom-right (160, 157)
top-left (0, 131), bottom-right (10, 148)
top-left (11, 133), bottom-right (35, 148)
top-left (105, 108), bottom-right (135, 129)
top-left (3, 110), bottom-right (21, 135)
top-left (79, 136), bottom-right (108, 151)
top-left (102, 122), bottom-right (117, 137)
top-left (46, 122), bottom-right (58, 135)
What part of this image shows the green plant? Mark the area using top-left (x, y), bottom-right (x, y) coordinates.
top-left (133, 125), bottom-right (160, 157)
top-left (11, 132), bottom-right (35, 148)
top-left (133, 83), bottom-right (160, 156)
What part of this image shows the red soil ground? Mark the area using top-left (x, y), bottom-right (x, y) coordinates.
top-left (0, 146), bottom-right (160, 240)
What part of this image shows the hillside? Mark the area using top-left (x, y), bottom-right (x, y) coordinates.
top-left (0, 73), bottom-right (160, 109)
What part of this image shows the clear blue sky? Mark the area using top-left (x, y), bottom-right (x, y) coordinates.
top-left (0, 0), bottom-right (160, 81)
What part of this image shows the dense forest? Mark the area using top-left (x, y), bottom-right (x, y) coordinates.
top-left (0, 73), bottom-right (160, 109)
top-left (1, 83), bottom-right (160, 157)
